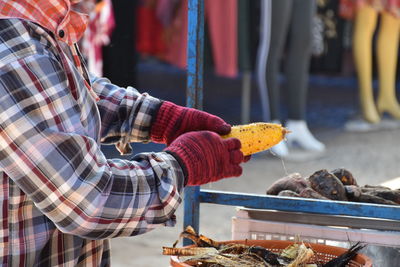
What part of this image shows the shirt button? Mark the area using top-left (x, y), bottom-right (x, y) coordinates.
top-left (58, 29), bottom-right (65, 38)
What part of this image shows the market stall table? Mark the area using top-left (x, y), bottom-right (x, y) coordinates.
top-left (183, 1), bottom-right (400, 262)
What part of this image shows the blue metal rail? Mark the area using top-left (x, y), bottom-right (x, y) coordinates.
top-left (200, 190), bottom-right (400, 221)
top-left (183, 0), bottom-right (204, 242)
top-left (183, 0), bottom-right (400, 245)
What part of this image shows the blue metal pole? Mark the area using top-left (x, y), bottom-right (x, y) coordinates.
top-left (183, 0), bottom-right (204, 246)
top-left (186, 0), bottom-right (204, 110)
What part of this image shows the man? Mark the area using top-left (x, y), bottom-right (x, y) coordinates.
top-left (0, 1), bottom-right (246, 266)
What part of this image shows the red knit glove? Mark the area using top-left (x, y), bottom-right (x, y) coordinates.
top-left (165, 131), bottom-right (244, 186)
top-left (151, 101), bottom-right (231, 145)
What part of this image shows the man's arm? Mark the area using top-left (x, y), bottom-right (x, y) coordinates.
top-left (0, 54), bottom-right (185, 240)
top-left (90, 75), bottom-right (162, 146)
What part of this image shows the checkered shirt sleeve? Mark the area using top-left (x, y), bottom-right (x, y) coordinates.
top-left (0, 18), bottom-right (185, 266)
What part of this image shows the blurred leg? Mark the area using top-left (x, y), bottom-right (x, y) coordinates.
top-left (353, 5), bottom-right (380, 123)
top-left (285, 0), bottom-right (316, 120)
top-left (266, 0), bottom-right (292, 158)
top-left (376, 11), bottom-right (400, 119)
top-left (284, 0), bottom-right (324, 153)
top-left (266, 0), bottom-right (292, 121)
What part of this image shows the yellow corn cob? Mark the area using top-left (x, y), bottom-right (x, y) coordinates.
top-left (221, 122), bottom-right (288, 156)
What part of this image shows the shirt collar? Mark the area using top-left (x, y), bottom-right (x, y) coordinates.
top-left (0, 0), bottom-right (89, 45)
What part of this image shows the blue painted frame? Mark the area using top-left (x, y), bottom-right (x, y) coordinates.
top-left (200, 190), bottom-right (400, 221)
top-left (183, 0), bottom-right (204, 245)
top-left (183, 0), bottom-right (400, 246)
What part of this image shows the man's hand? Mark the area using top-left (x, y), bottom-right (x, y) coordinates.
top-left (165, 131), bottom-right (244, 186)
top-left (151, 101), bottom-right (231, 145)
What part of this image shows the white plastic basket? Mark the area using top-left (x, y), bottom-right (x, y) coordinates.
top-left (232, 208), bottom-right (400, 248)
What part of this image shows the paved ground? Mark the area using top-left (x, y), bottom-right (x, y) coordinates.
top-left (102, 62), bottom-right (400, 266)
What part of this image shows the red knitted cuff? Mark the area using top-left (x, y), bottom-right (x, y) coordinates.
top-left (150, 101), bottom-right (182, 143)
top-left (165, 150), bottom-right (189, 186)
top-left (164, 138), bottom-right (203, 186)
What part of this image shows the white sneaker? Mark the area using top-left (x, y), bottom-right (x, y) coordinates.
top-left (285, 120), bottom-right (325, 152)
top-left (269, 120), bottom-right (289, 158)
top-left (270, 140), bottom-right (289, 158)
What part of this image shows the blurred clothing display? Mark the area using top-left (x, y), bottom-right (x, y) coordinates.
top-left (261, 0), bottom-right (325, 157)
top-left (135, 0), bottom-right (238, 78)
top-left (80, 0), bottom-right (115, 77)
top-left (161, 0), bottom-right (238, 78)
top-left (340, 0), bottom-right (400, 124)
top-left (340, 0), bottom-right (400, 19)
top-left (136, 0), bottom-right (167, 57)
top-left (310, 0), bottom-right (347, 74)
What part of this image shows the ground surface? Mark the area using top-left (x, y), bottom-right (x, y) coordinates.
top-left (101, 62), bottom-right (400, 266)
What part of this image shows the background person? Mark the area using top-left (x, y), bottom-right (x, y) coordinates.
top-left (265, 0), bottom-right (326, 157)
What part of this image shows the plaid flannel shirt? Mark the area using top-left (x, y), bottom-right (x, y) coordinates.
top-left (0, 1), bottom-right (185, 266)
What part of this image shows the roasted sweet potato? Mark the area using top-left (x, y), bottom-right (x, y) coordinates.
top-left (299, 187), bottom-right (329, 200)
top-left (266, 173), bottom-right (309, 195)
top-left (308, 169), bottom-right (348, 201)
top-left (346, 185), bottom-right (400, 205)
top-left (344, 185), bottom-right (362, 200)
top-left (361, 185), bottom-right (392, 192)
top-left (331, 168), bottom-right (358, 186)
top-left (356, 194), bottom-right (399, 205)
top-left (363, 189), bottom-right (400, 204)
top-left (277, 190), bottom-right (301, 197)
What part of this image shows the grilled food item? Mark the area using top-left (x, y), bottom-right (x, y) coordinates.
top-left (266, 173), bottom-right (309, 195)
top-left (299, 187), bottom-right (329, 200)
top-left (356, 193), bottom-right (398, 205)
top-left (278, 190), bottom-right (301, 197)
top-left (308, 169), bottom-right (348, 201)
top-left (345, 185), bottom-right (400, 205)
top-left (361, 184), bottom-right (392, 191)
top-left (222, 122), bottom-right (288, 156)
top-left (331, 168), bottom-right (358, 186)
top-left (344, 185), bottom-right (362, 200)
top-left (363, 189), bottom-right (400, 204)
top-left (267, 168), bottom-right (400, 206)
